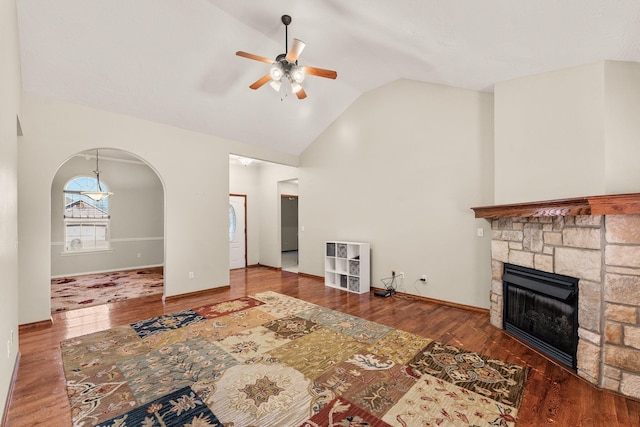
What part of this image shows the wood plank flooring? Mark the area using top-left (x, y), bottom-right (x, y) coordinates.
top-left (5, 267), bottom-right (640, 426)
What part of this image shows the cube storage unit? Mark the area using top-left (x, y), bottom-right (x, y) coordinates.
top-left (325, 241), bottom-right (370, 294)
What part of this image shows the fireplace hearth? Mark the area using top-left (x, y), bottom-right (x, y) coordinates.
top-left (502, 263), bottom-right (578, 369)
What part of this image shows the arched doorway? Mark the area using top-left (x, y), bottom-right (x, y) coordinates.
top-left (50, 148), bottom-right (165, 313)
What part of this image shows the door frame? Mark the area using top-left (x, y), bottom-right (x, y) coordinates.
top-left (230, 193), bottom-right (247, 269)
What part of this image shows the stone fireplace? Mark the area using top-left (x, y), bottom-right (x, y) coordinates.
top-left (472, 193), bottom-right (640, 400)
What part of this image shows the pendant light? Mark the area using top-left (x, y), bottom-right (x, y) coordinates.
top-left (81, 149), bottom-right (113, 201)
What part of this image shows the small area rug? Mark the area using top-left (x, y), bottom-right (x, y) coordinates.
top-left (61, 291), bottom-right (529, 426)
top-left (52, 267), bottom-right (164, 313)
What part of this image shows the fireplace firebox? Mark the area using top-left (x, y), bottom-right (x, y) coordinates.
top-left (502, 263), bottom-right (579, 370)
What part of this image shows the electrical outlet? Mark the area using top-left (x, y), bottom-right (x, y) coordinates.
top-left (188, 272), bottom-right (194, 279)
top-left (399, 272), bottom-right (404, 278)
top-left (477, 228), bottom-right (484, 237)
top-left (421, 275), bottom-right (427, 282)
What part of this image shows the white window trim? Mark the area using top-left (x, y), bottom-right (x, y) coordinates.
top-left (63, 216), bottom-right (111, 253)
top-left (60, 248), bottom-right (115, 256)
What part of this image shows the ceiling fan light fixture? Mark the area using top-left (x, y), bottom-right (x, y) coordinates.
top-left (269, 64), bottom-right (284, 81)
top-left (290, 82), bottom-right (303, 94)
top-left (269, 79), bottom-right (282, 92)
top-left (291, 66), bottom-right (305, 83)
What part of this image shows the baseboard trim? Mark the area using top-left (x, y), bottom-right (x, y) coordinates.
top-left (298, 272), bottom-right (323, 280)
top-left (2, 352), bottom-right (20, 425)
top-left (18, 318), bottom-right (53, 329)
top-left (246, 264), bottom-right (280, 271)
top-left (164, 285), bottom-right (231, 302)
top-left (370, 287), bottom-right (489, 314)
top-left (51, 264), bottom-right (164, 279)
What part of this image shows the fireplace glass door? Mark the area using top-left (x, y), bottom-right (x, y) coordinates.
top-left (503, 263), bottom-right (578, 369)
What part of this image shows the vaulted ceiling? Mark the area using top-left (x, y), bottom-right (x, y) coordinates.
top-left (16, 0), bottom-right (640, 155)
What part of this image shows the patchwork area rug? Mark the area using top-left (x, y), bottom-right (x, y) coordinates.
top-left (51, 267), bottom-right (163, 313)
top-left (61, 292), bottom-right (529, 426)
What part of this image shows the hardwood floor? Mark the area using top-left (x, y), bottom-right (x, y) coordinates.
top-left (5, 267), bottom-right (640, 426)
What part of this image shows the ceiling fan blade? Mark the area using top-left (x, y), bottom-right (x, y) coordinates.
top-left (286, 38), bottom-right (306, 62)
top-left (236, 51), bottom-right (275, 64)
top-left (249, 74), bottom-right (272, 90)
top-left (303, 66), bottom-right (337, 80)
top-left (296, 87), bottom-right (307, 100)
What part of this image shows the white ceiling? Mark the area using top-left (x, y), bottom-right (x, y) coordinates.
top-left (16, 0), bottom-right (640, 156)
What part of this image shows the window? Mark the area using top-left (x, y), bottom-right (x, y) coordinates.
top-left (64, 177), bottom-right (111, 252)
top-left (229, 204), bottom-right (237, 241)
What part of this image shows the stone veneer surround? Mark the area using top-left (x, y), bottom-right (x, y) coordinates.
top-left (489, 214), bottom-right (640, 400)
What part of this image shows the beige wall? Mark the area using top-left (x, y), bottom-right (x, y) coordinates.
top-left (494, 60), bottom-right (640, 204)
top-left (299, 79), bottom-right (494, 308)
top-left (604, 61), bottom-right (640, 193)
top-left (18, 92), bottom-right (297, 325)
top-left (0, 0), bottom-right (21, 418)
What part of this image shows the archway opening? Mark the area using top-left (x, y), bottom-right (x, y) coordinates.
top-left (50, 148), bottom-right (165, 313)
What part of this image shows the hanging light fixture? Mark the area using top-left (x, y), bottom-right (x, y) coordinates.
top-left (81, 149), bottom-right (113, 202)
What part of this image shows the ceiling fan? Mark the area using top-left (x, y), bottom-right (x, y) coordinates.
top-left (236, 14), bottom-right (337, 100)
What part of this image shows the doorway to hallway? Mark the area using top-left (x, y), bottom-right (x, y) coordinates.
top-left (281, 194), bottom-right (298, 273)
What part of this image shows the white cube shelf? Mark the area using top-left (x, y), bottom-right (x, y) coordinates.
top-left (325, 241), bottom-right (370, 294)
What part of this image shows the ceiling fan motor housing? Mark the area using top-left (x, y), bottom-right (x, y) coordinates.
top-left (270, 59), bottom-right (304, 84)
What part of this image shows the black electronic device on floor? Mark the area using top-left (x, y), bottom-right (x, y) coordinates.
top-left (374, 289), bottom-right (392, 297)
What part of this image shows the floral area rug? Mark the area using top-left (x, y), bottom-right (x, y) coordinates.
top-left (51, 267), bottom-right (163, 313)
top-left (61, 291), bottom-right (529, 426)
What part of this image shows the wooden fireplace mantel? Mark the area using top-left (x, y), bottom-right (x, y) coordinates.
top-left (471, 193), bottom-right (640, 218)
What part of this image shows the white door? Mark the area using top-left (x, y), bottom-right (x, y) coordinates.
top-left (229, 195), bottom-right (246, 269)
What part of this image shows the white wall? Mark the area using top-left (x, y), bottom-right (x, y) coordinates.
top-left (0, 0), bottom-right (21, 419)
top-left (51, 154), bottom-right (164, 276)
top-left (604, 61), bottom-right (640, 193)
top-left (298, 79), bottom-right (494, 308)
top-left (18, 92), bottom-right (297, 324)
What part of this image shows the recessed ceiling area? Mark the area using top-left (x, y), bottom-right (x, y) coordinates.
top-left (16, 0), bottom-right (640, 155)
